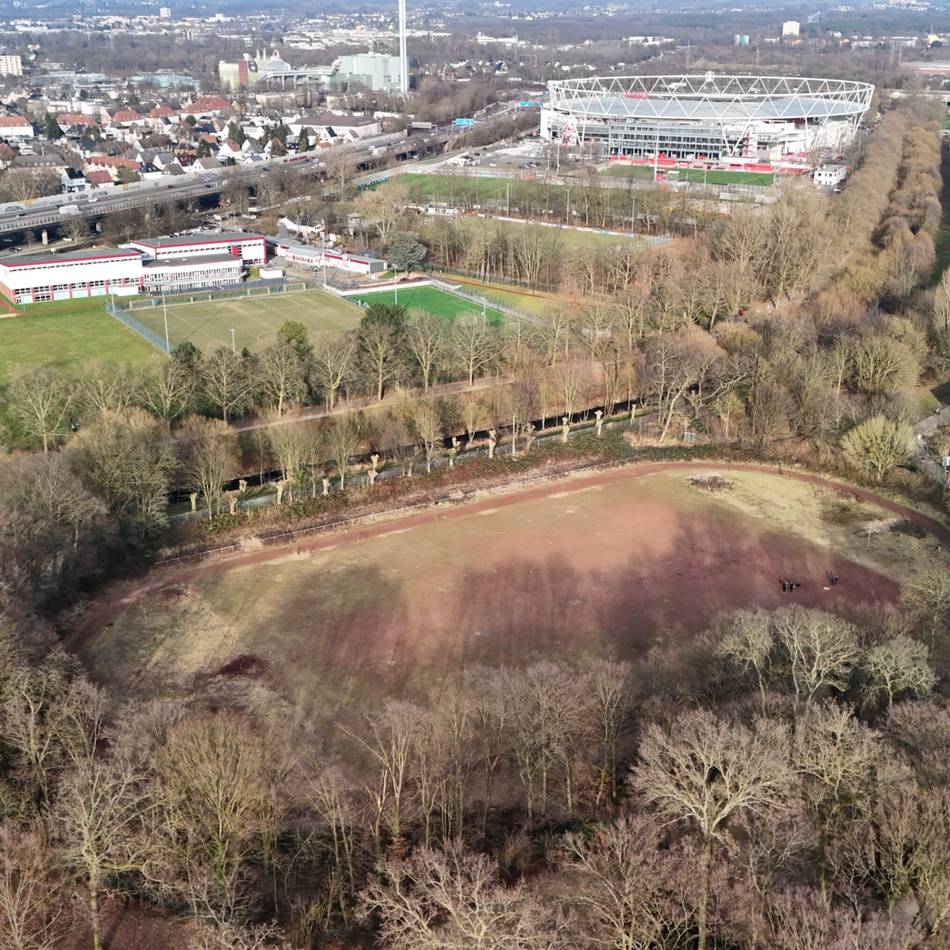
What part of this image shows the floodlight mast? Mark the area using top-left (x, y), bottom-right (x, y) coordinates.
top-left (398, 0), bottom-right (408, 94)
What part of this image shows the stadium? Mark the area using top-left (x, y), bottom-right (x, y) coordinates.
top-left (541, 74), bottom-right (874, 169)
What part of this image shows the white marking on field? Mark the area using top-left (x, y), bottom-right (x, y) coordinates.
top-left (478, 508), bottom-right (499, 516)
top-left (377, 527), bottom-right (412, 539)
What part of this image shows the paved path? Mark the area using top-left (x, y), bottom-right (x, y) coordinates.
top-left (913, 404), bottom-right (949, 485)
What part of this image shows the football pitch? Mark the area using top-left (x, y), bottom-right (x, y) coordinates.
top-left (349, 285), bottom-right (507, 327)
top-left (604, 164), bottom-right (775, 186)
top-left (133, 288), bottom-right (363, 353)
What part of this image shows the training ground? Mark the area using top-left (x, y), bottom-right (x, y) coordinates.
top-left (349, 285), bottom-right (508, 327)
top-left (133, 287), bottom-right (363, 353)
top-left (77, 466), bottom-right (935, 726)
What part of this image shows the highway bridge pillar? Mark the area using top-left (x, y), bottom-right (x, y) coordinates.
top-left (41, 229), bottom-right (48, 246)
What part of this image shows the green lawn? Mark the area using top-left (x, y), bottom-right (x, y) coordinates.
top-left (0, 299), bottom-right (158, 382)
top-left (349, 285), bottom-right (508, 327)
top-left (133, 288), bottom-right (363, 354)
top-left (604, 164), bottom-right (774, 186)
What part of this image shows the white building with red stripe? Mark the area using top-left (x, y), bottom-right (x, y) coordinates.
top-left (0, 249), bottom-right (143, 305)
top-left (267, 236), bottom-right (386, 275)
top-left (124, 231), bottom-right (266, 265)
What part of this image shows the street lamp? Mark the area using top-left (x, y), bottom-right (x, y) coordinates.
top-left (161, 288), bottom-right (170, 354)
top-left (229, 328), bottom-right (236, 354)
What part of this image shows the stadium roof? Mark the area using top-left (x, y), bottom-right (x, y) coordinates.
top-left (558, 95), bottom-right (859, 122)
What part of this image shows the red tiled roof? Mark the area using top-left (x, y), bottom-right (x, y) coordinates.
top-left (85, 170), bottom-right (114, 185)
top-left (149, 106), bottom-right (175, 118)
top-left (183, 96), bottom-right (231, 114)
top-left (110, 109), bottom-right (143, 123)
top-left (87, 155), bottom-right (141, 170)
top-left (57, 113), bottom-right (99, 126)
top-left (0, 115), bottom-right (31, 127)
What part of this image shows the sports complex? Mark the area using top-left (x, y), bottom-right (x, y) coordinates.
top-left (541, 73), bottom-right (874, 171)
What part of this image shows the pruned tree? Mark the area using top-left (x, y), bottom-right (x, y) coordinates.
top-left (267, 419), bottom-right (315, 503)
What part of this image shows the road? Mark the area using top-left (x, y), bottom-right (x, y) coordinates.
top-left (0, 131), bottom-right (449, 241)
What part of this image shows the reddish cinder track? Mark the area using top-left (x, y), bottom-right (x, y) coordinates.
top-left (67, 462), bottom-right (949, 659)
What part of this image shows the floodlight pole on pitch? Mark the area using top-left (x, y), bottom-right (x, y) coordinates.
top-left (230, 328), bottom-right (236, 354)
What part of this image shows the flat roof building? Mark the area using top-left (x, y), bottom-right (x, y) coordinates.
top-left (124, 231), bottom-right (266, 265)
top-left (142, 254), bottom-right (243, 293)
top-left (267, 236), bottom-right (387, 275)
top-left (0, 248), bottom-right (143, 305)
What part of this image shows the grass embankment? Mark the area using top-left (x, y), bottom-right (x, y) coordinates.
top-left (0, 298), bottom-right (158, 381)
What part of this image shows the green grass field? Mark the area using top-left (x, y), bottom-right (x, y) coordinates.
top-left (0, 299), bottom-right (158, 382)
top-left (133, 288), bottom-right (363, 353)
top-left (441, 274), bottom-right (563, 315)
top-left (604, 164), bottom-right (775, 186)
top-left (349, 285), bottom-right (508, 327)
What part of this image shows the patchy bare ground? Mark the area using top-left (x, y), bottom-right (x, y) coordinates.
top-left (81, 466), bottom-right (939, 732)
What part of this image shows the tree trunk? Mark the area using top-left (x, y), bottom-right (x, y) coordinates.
top-left (698, 836), bottom-right (712, 950)
top-left (89, 875), bottom-right (102, 950)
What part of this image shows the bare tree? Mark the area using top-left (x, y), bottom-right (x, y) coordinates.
top-left (862, 636), bottom-right (936, 709)
top-left (560, 816), bottom-right (692, 949)
top-left (312, 334), bottom-right (356, 410)
top-left (406, 310), bottom-right (448, 392)
top-left (716, 609), bottom-right (773, 707)
top-left (0, 823), bottom-right (68, 950)
top-left (256, 341), bottom-right (306, 416)
top-left (361, 844), bottom-right (552, 949)
top-left (177, 417), bottom-right (238, 519)
top-left (840, 415), bottom-right (914, 482)
top-left (452, 314), bottom-right (497, 386)
top-left (358, 321), bottom-right (400, 401)
top-left (139, 359), bottom-right (195, 424)
top-left (55, 753), bottom-right (151, 950)
top-left (267, 419), bottom-right (315, 503)
top-left (7, 367), bottom-right (75, 454)
top-left (324, 416), bottom-right (361, 490)
top-left (413, 398), bottom-right (444, 474)
top-left (201, 348), bottom-right (252, 423)
top-left (70, 409), bottom-right (176, 532)
top-left (631, 710), bottom-right (791, 950)
top-left (77, 360), bottom-right (139, 420)
top-left (771, 607), bottom-right (860, 704)
top-left (590, 659), bottom-right (633, 805)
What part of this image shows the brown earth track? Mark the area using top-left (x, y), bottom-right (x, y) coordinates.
top-left (67, 462), bottom-right (949, 661)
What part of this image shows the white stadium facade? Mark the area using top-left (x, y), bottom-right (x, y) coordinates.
top-left (541, 74), bottom-right (874, 169)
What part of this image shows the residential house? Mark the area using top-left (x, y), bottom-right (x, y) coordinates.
top-left (0, 114), bottom-right (34, 144)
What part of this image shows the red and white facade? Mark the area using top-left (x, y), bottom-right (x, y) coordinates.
top-left (0, 250), bottom-right (143, 305)
top-left (268, 237), bottom-right (386, 275)
top-left (124, 232), bottom-right (266, 265)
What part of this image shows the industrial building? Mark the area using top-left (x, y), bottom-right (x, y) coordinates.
top-left (124, 232), bottom-right (266, 265)
top-left (540, 74), bottom-right (874, 165)
top-left (331, 52), bottom-right (405, 93)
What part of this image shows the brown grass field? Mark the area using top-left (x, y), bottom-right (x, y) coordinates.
top-left (81, 467), bottom-right (941, 727)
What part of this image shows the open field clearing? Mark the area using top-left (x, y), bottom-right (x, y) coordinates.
top-left (350, 284), bottom-right (508, 326)
top-left (134, 288), bottom-right (362, 353)
top-left (82, 467), bottom-right (933, 726)
top-left (0, 299), bottom-right (158, 380)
